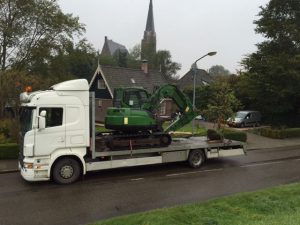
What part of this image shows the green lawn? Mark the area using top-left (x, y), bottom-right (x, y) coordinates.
top-left (91, 182), bottom-right (300, 225)
top-left (163, 121), bottom-right (207, 136)
top-left (95, 126), bottom-right (111, 133)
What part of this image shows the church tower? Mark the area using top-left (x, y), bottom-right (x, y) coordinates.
top-left (141, 0), bottom-right (156, 63)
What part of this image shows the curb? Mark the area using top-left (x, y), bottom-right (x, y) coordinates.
top-left (0, 169), bottom-right (19, 174)
top-left (246, 144), bottom-right (300, 152)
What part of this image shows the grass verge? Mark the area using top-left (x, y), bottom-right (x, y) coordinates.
top-left (0, 143), bottom-right (19, 159)
top-left (91, 182), bottom-right (300, 225)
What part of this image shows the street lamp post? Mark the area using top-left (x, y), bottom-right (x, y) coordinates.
top-left (191, 51), bottom-right (217, 135)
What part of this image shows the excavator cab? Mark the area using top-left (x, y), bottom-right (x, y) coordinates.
top-left (113, 87), bottom-right (150, 109)
top-left (106, 87), bottom-right (157, 132)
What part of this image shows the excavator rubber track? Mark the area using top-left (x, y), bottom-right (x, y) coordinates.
top-left (95, 131), bottom-right (172, 151)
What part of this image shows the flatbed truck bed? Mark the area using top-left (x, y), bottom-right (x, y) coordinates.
top-left (86, 136), bottom-right (245, 172)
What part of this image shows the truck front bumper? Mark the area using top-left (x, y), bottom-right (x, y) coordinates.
top-left (19, 162), bottom-right (50, 182)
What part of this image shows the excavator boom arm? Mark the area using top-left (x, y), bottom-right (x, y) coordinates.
top-left (142, 85), bottom-right (197, 132)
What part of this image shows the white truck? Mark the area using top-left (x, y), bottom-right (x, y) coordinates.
top-left (19, 79), bottom-right (245, 184)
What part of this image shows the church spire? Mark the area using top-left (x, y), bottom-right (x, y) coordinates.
top-left (145, 0), bottom-right (155, 32)
top-left (141, 0), bottom-right (157, 62)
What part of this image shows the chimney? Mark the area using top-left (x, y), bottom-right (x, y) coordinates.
top-left (105, 36), bottom-right (108, 42)
top-left (141, 59), bottom-right (148, 74)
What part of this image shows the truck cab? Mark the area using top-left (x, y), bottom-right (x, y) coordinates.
top-left (19, 79), bottom-right (90, 183)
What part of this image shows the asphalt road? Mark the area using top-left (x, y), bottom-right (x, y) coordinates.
top-left (1, 146), bottom-right (300, 225)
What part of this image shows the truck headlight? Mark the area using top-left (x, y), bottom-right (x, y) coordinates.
top-left (24, 163), bottom-right (33, 169)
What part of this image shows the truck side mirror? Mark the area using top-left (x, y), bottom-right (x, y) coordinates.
top-left (38, 110), bottom-right (46, 129)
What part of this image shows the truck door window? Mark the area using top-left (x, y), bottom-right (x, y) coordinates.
top-left (39, 108), bottom-right (63, 128)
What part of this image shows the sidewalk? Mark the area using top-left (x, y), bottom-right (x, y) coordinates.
top-left (1, 123), bottom-right (300, 173)
top-left (246, 132), bottom-right (300, 150)
top-left (0, 159), bottom-right (19, 173)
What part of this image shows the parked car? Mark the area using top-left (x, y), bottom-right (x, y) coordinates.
top-left (227, 111), bottom-right (261, 128)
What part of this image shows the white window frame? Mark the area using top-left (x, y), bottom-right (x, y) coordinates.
top-left (97, 79), bottom-right (106, 89)
top-left (160, 101), bottom-right (166, 115)
top-left (98, 99), bottom-right (102, 107)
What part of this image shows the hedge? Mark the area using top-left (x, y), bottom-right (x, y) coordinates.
top-left (259, 128), bottom-right (300, 139)
top-left (0, 143), bottom-right (19, 159)
top-left (223, 129), bottom-right (247, 142)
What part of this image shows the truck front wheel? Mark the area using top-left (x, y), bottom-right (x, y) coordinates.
top-left (188, 149), bottom-right (205, 168)
top-left (52, 157), bottom-right (81, 184)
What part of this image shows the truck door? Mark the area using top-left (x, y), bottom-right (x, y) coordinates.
top-left (35, 106), bottom-right (66, 156)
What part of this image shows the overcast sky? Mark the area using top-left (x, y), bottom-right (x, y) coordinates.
top-left (58, 0), bottom-right (270, 76)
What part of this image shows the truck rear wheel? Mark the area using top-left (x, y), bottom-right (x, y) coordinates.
top-left (188, 149), bottom-right (205, 168)
top-left (52, 158), bottom-right (81, 184)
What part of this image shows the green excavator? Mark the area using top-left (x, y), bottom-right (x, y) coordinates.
top-left (97, 84), bottom-right (197, 150)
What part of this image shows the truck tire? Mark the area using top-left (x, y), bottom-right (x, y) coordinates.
top-left (52, 157), bottom-right (81, 184)
top-left (188, 149), bottom-right (205, 168)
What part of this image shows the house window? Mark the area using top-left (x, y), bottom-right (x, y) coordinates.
top-left (160, 101), bottom-right (166, 115)
top-left (130, 78), bottom-right (136, 84)
top-left (98, 100), bottom-right (102, 107)
top-left (98, 79), bottom-right (106, 89)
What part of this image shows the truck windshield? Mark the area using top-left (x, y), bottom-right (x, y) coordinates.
top-left (20, 107), bottom-right (34, 135)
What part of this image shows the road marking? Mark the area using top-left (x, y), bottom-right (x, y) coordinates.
top-left (131, 178), bottom-right (145, 181)
top-left (240, 161), bottom-right (284, 168)
top-left (166, 168), bottom-right (223, 177)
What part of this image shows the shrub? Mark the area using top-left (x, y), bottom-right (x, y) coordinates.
top-left (283, 128), bottom-right (300, 138)
top-left (222, 129), bottom-right (247, 142)
top-left (0, 143), bottom-right (19, 159)
top-left (260, 128), bottom-right (283, 139)
top-left (0, 119), bottom-right (20, 143)
top-left (0, 133), bottom-right (8, 144)
top-left (259, 127), bottom-right (300, 139)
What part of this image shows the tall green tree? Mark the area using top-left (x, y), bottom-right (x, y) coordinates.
top-left (184, 79), bottom-right (240, 128)
top-left (0, 0), bottom-right (84, 71)
top-left (209, 65), bottom-right (230, 76)
top-left (240, 0), bottom-right (300, 125)
top-left (203, 81), bottom-right (241, 129)
top-left (154, 50), bottom-right (181, 81)
top-left (114, 44), bottom-right (181, 80)
top-left (127, 44), bottom-right (141, 69)
top-left (66, 39), bottom-right (97, 81)
top-left (113, 49), bottom-right (128, 68)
